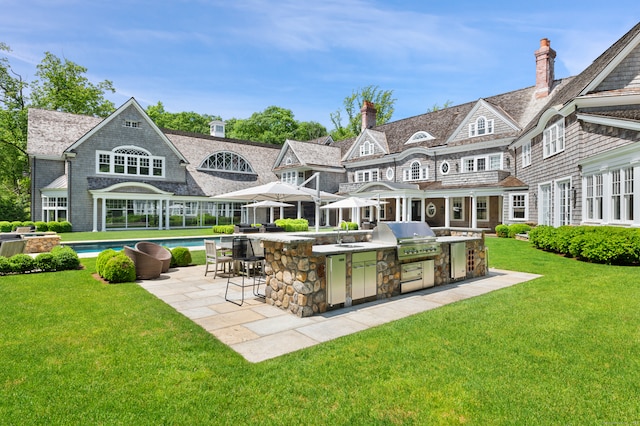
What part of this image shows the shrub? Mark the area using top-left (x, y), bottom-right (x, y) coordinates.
top-left (47, 222), bottom-right (63, 233)
top-left (35, 253), bottom-right (59, 272)
top-left (10, 221), bottom-right (23, 231)
top-left (22, 221), bottom-right (35, 229)
top-left (275, 218), bottom-right (308, 232)
top-left (51, 246), bottom-right (80, 271)
top-left (528, 225), bottom-right (557, 251)
top-left (8, 254), bottom-right (36, 274)
top-left (0, 221), bottom-right (11, 232)
top-left (212, 225), bottom-right (234, 234)
top-left (34, 221), bottom-right (48, 232)
top-left (96, 249), bottom-right (119, 277)
top-left (339, 221), bottom-right (358, 231)
top-left (495, 224), bottom-right (509, 238)
top-left (0, 256), bottom-right (11, 274)
top-left (102, 254), bottom-right (136, 283)
top-left (507, 223), bottom-right (531, 238)
top-left (58, 221), bottom-right (72, 233)
top-left (171, 247), bottom-right (192, 267)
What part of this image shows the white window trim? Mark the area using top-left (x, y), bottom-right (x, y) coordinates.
top-left (359, 140), bottom-right (374, 157)
top-left (543, 119), bottom-right (565, 159)
top-left (281, 170), bottom-right (304, 185)
top-left (522, 141), bottom-right (532, 168)
top-left (451, 197), bottom-right (465, 221)
top-left (96, 146), bottom-right (165, 178)
top-left (385, 167), bottom-right (394, 181)
top-left (199, 151), bottom-right (255, 174)
top-left (440, 161), bottom-right (450, 175)
top-left (476, 196), bottom-right (490, 222)
top-left (403, 161), bottom-right (429, 181)
top-left (468, 116), bottom-right (494, 138)
top-left (406, 131), bottom-right (435, 144)
top-left (509, 193), bottom-right (529, 221)
top-left (355, 168), bottom-right (379, 183)
top-left (461, 153), bottom-right (503, 173)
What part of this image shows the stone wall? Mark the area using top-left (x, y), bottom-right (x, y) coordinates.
top-left (23, 234), bottom-right (61, 253)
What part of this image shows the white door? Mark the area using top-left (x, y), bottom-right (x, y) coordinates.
top-left (539, 184), bottom-right (552, 226)
top-left (557, 180), bottom-right (571, 226)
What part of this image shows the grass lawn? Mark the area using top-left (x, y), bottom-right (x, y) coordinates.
top-left (59, 228), bottom-right (219, 242)
top-left (1, 238), bottom-right (639, 424)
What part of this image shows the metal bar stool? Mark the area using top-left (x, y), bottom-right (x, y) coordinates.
top-left (224, 237), bottom-right (265, 305)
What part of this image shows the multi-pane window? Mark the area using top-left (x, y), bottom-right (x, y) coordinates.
top-left (356, 169), bottom-right (379, 182)
top-left (469, 116), bottom-right (494, 137)
top-left (96, 147), bottom-right (165, 177)
top-left (476, 197), bottom-right (488, 221)
top-left (510, 194), bottom-right (528, 220)
top-left (42, 196), bottom-right (67, 222)
top-left (360, 140), bottom-right (374, 156)
top-left (123, 120), bottom-right (141, 128)
top-left (403, 161), bottom-right (428, 181)
top-left (200, 151), bottom-right (255, 174)
top-left (461, 153), bottom-right (502, 172)
top-left (281, 171), bottom-right (303, 185)
top-left (543, 119), bottom-right (565, 158)
top-left (522, 141), bottom-right (532, 167)
top-left (612, 170), bottom-right (622, 221)
top-left (623, 167), bottom-right (634, 221)
top-left (452, 197), bottom-right (464, 220)
top-left (586, 174), bottom-right (603, 221)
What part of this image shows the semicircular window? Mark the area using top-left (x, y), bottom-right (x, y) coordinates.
top-left (200, 151), bottom-right (255, 174)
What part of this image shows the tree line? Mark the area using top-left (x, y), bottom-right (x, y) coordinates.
top-left (0, 43), bottom-right (401, 220)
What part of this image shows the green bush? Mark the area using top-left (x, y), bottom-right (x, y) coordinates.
top-left (47, 222), bottom-right (62, 233)
top-left (507, 223), bottom-right (531, 238)
top-left (51, 246), bottom-right (80, 271)
top-left (0, 256), bottom-right (10, 274)
top-left (0, 221), bottom-right (11, 232)
top-left (34, 221), bottom-right (48, 232)
top-left (212, 225), bottom-right (234, 234)
top-left (102, 254), bottom-right (136, 283)
top-left (58, 221), bottom-right (72, 233)
top-left (96, 249), bottom-right (119, 277)
top-left (35, 253), bottom-right (59, 272)
top-left (171, 247), bottom-right (192, 267)
top-left (22, 221), bottom-right (35, 229)
top-left (8, 254), bottom-right (36, 274)
top-left (529, 225), bottom-right (557, 251)
top-left (495, 224), bottom-right (509, 238)
top-left (275, 218), bottom-right (308, 232)
top-left (10, 221), bottom-right (23, 231)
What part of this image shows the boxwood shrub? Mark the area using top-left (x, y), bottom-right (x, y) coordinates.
top-left (50, 246), bottom-right (80, 270)
top-left (530, 225), bottom-right (640, 265)
top-left (34, 221), bottom-right (48, 232)
top-left (0, 256), bottom-right (10, 274)
top-left (8, 254), bottom-right (36, 274)
top-left (495, 224), bottom-right (509, 238)
top-left (507, 223), bottom-right (531, 238)
top-left (275, 218), bottom-right (308, 232)
top-left (102, 254), bottom-right (136, 283)
top-left (0, 221), bottom-right (12, 232)
top-left (96, 249), bottom-right (119, 276)
top-left (212, 225), bottom-right (234, 234)
top-left (171, 247), bottom-right (192, 267)
top-left (35, 253), bottom-right (59, 272)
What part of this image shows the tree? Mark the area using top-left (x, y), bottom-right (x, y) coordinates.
top-left (226, 106), bottom-right (327, 145)
top-left (30, 52), bottom-right (115, 117)
top-left (429, 100), bottom-right (453, 112)
top-left (145, 101), bottom-right (221, 135)
top-left (330, 85), bottom-right (396, 140)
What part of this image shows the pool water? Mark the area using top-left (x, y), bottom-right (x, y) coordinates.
top-left (66, 236), bottom-right (219, 254)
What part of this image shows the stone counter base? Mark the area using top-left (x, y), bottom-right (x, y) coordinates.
top-left (24, 235), bottom-right (62, 253)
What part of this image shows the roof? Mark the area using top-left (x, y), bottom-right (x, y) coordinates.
top-left (27, 109), bottom-right (102, 157)
top-left (278, 139), bottom-right (343, 170)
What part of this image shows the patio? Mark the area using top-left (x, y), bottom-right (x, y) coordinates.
top-left (138, 265), bottom-right (540, 363)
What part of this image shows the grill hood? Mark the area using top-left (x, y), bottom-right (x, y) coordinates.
top-left (372, 221), bottom-right (436, 244)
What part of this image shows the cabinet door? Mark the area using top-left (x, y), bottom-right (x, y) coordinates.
top-left (422, 259), bottom-right (434, 288)
top-left (352, 261), bottom-right (365, 300)
top-left (364, 260), bottom-right (377, 297)
top-left (327, 255), bottom-right (346, 305)
top-left (451, 242), bottom-right (466, 279)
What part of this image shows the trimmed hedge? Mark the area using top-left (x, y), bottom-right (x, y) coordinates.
top-left (101, 253), bottom-right (136, 283)
top-left (495, 224), bottom-right (509, 238)
top-left (8, 254), bottom-right (35, 274)
top-left (170, 247), bottom-right (192, 267)
top-left (212, 225), bottom-right (234, 234)
top-left (495, 223), bottom-right (531, 238)
top-left (339, 221), bottom-right (359, 231)
top-left (0, 246), bottom-right (80, 275)
top-left (0, 220), bottom-right (72, 233)
top-left (35, 253), bottom-right (59, 272)
top-left (275, 218), bottom-right (308, 232)
top-left (50, 246), bottom-right (80, 270)
top-left (529, 225), bottom-right (640, 265)
top-left (96, 249), bottom-right (119, 276)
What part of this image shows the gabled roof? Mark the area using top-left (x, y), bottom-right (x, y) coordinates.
top-left (273, 139), bottom-right (343, 171)
top-left (27, 109), bottom-right (102, 158)
top-left (518, 22), bottom-right (640, 140)
top-left (64, 97), bottom-right (188, 164)
top-left (342, 129), bottom-right (390, 162)
top-left (445, 98), bottom-right (522, 144)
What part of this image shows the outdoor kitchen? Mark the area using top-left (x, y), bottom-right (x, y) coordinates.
top-left (251, 222), bottom-right (487, 317)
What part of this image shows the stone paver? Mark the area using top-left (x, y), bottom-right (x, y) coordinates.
top-left (138, 265), bottom-right (541, 362)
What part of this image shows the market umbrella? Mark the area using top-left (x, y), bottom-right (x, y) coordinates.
top-left (320, 196), bottom-right (387, 226)
top-left (242, 200), bottom-right (294, 224)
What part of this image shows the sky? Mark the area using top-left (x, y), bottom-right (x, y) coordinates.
top-left (2, 1), bottom-right (639, 131)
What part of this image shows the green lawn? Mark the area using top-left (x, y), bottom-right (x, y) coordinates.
top-left (1, 238), bottom-right (639, 424)
top-left (59, 228), bottom-right (218, 242)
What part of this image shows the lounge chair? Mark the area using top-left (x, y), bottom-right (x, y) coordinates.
top-left (135, 241), bottom-right (172, 273)
top-left (123, 246), bottom-right (163, 280)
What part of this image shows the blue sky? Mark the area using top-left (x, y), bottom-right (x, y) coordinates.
top-left (2, 1), bottom-right (639, 131)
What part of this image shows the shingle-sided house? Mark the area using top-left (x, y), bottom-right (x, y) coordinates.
top-left (27, 98), bottom-right (282, 232)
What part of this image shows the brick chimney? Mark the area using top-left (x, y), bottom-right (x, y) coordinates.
top-left (534, 38), bottom-right (556, 99)
top-left (361, 101), bottom-right (377, 131)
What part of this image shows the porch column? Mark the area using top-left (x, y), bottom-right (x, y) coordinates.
top-left (338, 209), bottom-right (343, 225)
top-left (269, 207), bottom-right (275, 223)
top-left (280, 206), bottom-right (285, 220)
top-left (406, 197), bottom-right (412, 221)
top-left (92, 197), bottom-right (98, 232)
top-left (471, 193), bottom-right (478, 228)
top-left (165, 200), bottom-right (171, 229)
top-left (101, 198), bottom-right (106, 232)
top-left (297, 201), bottom-right (302, 219)
top-left (634, 165), bottom-right (640, 227)
top-left (395, 197), bottom-right (401, 222)
top-left (421, 198), bottom-right (426, 222)
top-left (444, 196), bottom-right (451, 227)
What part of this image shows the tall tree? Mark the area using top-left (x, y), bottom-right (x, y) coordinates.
top-left (226, 106), bottom-right (327, 144)
top-left (145, 101), bottom-right (221, 135)
top-left (30, 52), bottom-right (115, 117)
top-left (330, 85), bottom-right (396, 140)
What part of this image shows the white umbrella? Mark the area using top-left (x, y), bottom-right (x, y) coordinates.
top-left (321, 196), bottom-right (387, 226)
top-left (242, 200), bottom-right (294, 224)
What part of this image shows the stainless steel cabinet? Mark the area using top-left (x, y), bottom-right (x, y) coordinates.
top-left (352, 251), bottom-right (377, 300)
top-left (451, 242), bottom-right (467, 279)
top-left (326, 254), bottom-right (346, 305)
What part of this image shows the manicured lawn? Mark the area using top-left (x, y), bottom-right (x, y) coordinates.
top-left (59, 228), bottom-right (218, 242)
top-left (1, 238), bottom-right (639, 424)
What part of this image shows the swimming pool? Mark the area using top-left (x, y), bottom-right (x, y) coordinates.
top-left (66, 236), bottom-right (220, 254)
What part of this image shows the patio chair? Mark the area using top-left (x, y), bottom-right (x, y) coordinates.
top-left (123, 246), bottom-right (163, 280)
top-left (225, 237), bottom-right (265, 306)
top-left (204, 239), bottom-right (233, 279)
top-left (0, 239), bottom-right (26, 257)
top-left (135, 241), bottom-right (172, 273)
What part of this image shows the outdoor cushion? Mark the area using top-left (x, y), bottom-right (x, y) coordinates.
top-left (123, 246), bottom-right (163, 280)
top-left (135, 241), bottom-right (172, 273)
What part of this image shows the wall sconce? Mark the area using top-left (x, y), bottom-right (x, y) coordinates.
top-left (532, 192), bottom-right (537, 204)
top-left (572, 187), bottom-right (577, 208)
top-left (506, 157), bottom-right (511, 168)
top-left (455, 162), bottom-right (459, 172)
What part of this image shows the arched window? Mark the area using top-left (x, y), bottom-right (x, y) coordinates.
top-left (406, 131), bottom-right (435, 144)
top-left (360, 140), bottom-right (374, 156)
top-left (469, 116), bottom-right (494, 137)
top-left (96, 145), bottom-right (164, 177)
top-left (200, 151), bottom-right (255, 174)
top-left (403, 161), bottom-right (428, 181)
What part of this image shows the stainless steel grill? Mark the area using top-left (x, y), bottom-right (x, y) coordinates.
top-left (371, 221), bottom-right (441, 261)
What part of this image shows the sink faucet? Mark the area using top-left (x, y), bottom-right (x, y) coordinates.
top-left (337, 220), bottom-right (349, 245)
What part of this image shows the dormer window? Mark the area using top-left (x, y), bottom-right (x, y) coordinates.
top-left (360, 140), bottom-right (374, 157)
top-left (209, 120), bottom-right (226, 137)
top-left (124, 120), bottom-right (141, 128)
top-left (469, 116), bottom-right (494, 137)
top-left (406, 131), bottom-right (435, 144)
